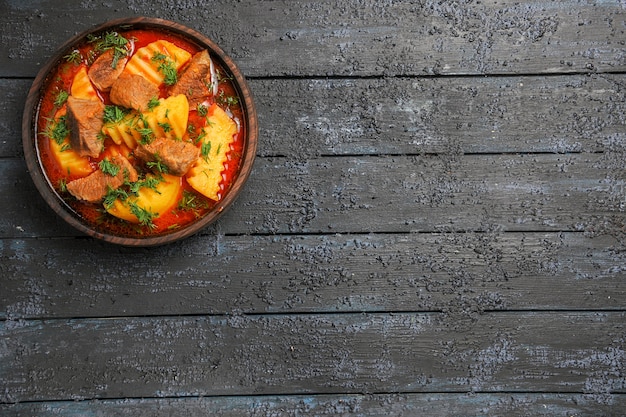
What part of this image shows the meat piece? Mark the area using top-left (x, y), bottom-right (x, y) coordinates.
top-left (169, 50), bottom-right (214, 107)
top-left (66, 154), bottom-right (138, 203)
top-left (134, 137), bottom-right (200, 176)
top-left (66, 96), bottom-right (105, 158)
top-left (110, 73), bottom-right (159, 111)
top-left (88, 49), bottom-right (128, 91)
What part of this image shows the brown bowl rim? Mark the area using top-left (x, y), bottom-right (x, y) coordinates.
top-left (22, 17), bottom-right (258, 247)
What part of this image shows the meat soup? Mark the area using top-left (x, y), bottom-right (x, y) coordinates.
top-left (35, 28), bottom-right (245, 238)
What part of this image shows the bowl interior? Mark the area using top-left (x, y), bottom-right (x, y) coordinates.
top-left (23, 17), bottom-right (257, 246)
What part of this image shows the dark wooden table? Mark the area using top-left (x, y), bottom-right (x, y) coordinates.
top-left (1, 1), bottom-right (625, 416)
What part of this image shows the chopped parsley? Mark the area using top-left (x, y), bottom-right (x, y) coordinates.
top-left (103, 187), bottom-right (129, 209)
top-left (136, 115), bottom-right (155, 144)
top-left (64, 50), bottom-right (82, 65)
top-left (58, 178), bottom-right (68, 193)
top-left (129, 175), bottom-right (162, 195)
top-left (99, 158), bottom-right (121, 177)
top-left (151, 52), bottom-right (178, 86)
top-left (128, 201), bottom-right (157, 229)
top-left (146, 156), bottom-right (169, 174)
top-left (158, 121), bottom-right (172, 133)
top-left (187, 123), bottom-right (206, 145)
top-left (87, 31), bottom-right (131, 69)
top-left (195, 129), bottom-right (207, 145)
top-left (216, 91), bottom-right (239, 108)
top-left (103, 175), bottom-right (162, 229)
top-left (137, 129), bottom-right (155, 145)
top-left (201, 141), bottom-right (212, 161)
top-left (103, 173), bottom-right (162, 210)
top-left (203, 79), bottom-right (215, 93)
top-left (147, 97), bottom-right (161, 110)
top-left (54, 91), bottom-right (69, 107)
top-left (178, 190), bottom-right (209, 211)
top-left (103, 105), bottom-right (128, 124)
top-left (197, 104), bottom-right (208, 117)
top-left (215, 69), bottom-right (234, 82)
top-left (44, 116), bottom-right (70, 145)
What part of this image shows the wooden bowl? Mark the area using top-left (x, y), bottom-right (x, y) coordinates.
top-left (22, 17), bottom-right (258, 246)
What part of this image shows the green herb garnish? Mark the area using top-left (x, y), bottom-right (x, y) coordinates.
top-left (58, 178), bottom-right (68, 193)
top-left (215, 69), bottom-right (234, 82)
top-left (197, 104), bottom-right (208, 117)
top-left (54, 91), bottom-right (69, 107)
top-left (103, 105), bottom-right (128, 124)
top-left (147, 97), bottom-right (160, 110)
top-left (44, 116), bottom-right (70, 145)
top-left (129, 175), bottom-right (162, 195)
top-left (201, 141), bottom-right (212, 161)
top-left (216, 91), bottom-right (239, 107)
top-left (136, 114), bottom-right (155, 145)
top-left (99, 158), bottom-right (121, 177)
top-left (178, 190), bottom-right (209, 211)
top-left (103, 187), bottom-right (129, 209)
top-left (194, 129), bottom-right (207, 145)
top-left (151, 52), bottom-right (178, 86)
top-left (158, 121), bottom-right (172, 133)
top-left (87, 31), bottom-right (131, 69)
top-left (146, 156), bottom-right (169, 174)
top-left (64, 50), bottom-right (82, 65)
top-left (128, 201), bottom-right (157, 229)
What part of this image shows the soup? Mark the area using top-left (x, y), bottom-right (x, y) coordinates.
top-left (35, 27), bottom-right (245, 238)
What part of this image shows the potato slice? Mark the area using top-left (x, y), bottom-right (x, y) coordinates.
top-left (106, 173), bottom-right (181, 224)
top-left (186, 104), bottom-right (237, 201)
top-left (102, 94), bottom-right (189, 149)
top-left (123, 40), bottom-right (191, 86)
top-left (101, 112), bottom-right (142, 149)
top-left (49, 137), bottom-right (94, 178)
top-left (70, 66), bottom-right (99, 101)
top-left (141, 94), bottom-right (189, 140)
top-left (46, 112), bottom-right (94, 178)
top-left (102, 94), bottom-right (188, 148)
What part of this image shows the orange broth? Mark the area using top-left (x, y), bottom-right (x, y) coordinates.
top-left (36, 29), bottom-right (245, 238)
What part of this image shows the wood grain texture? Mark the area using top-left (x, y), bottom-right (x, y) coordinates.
top-left (1, 232), bottom-right (624, 319)
top-left (234, 153), bottom-right (626, 234)
top-left (0, 79), bottom-right (28, 159)
top-left (2, 312), bottom-right (624, 402)
top-left (3, 393), bottom-right (626, 417)
top-left (254, 74), bottom-right (626, 157)
top-left (0, 0), bottom-right (625, 77)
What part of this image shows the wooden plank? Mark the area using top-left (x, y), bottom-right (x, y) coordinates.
top-left (2, 393), bottom-right (625, 416)
top-left (3, 150), bottom-right (624, 237)
top-left (188, 152), bottom-right (626, 234)
top-left (1, 312), bottom-right (624, 402)
top-left (0, 151), bottom-right (617, 235)
top-left (1, 0), bottom-right (624, 77)
top-left (0, 79), bottom-right (29, 159)
top-left (253, 74), bottom-right (626, 156)
top-left (8, 74), bottom-right (624, 160)
top-left (0, 158), bottom-right (79, 238)
top-left (1, 232), bottom-right (624, 319)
